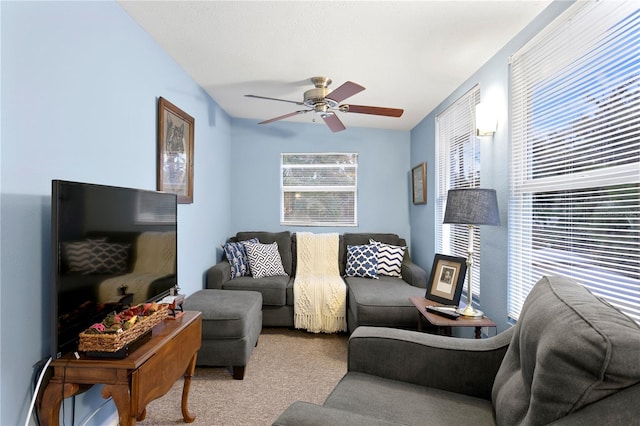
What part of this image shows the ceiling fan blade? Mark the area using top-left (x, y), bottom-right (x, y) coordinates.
top-left (340, 104), bottom-right (404, 117)
top-left (321, 113), bottom-right (346, 133)
top-left (326, 81), bottom-right (365, 103)
top-left (245, 94), bottom-right (304, 105)
top-left (259, 110), bottom-right (309, 125)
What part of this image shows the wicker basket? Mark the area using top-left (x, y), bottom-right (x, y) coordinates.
top-left (78, 304), bottom-right (169, 353)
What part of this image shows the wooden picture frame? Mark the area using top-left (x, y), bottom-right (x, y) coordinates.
top-left (425, 254), bottom-right (467, 306)
top-left (412, 162), bottom-right (427, 204)
top-left (158, 97), bottom-right (194, 204)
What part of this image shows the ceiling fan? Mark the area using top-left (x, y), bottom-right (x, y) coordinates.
top-left (245, 76), bottom-right (403, 132)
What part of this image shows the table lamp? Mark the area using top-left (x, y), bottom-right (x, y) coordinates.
top-left (443, 188), bottom-right (500, 317)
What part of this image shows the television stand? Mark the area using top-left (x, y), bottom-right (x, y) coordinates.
top-left (39, 311), bottom-right (202, 426)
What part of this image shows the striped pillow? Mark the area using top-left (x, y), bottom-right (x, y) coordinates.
top-left (370, 239), bottom-right (406, 278)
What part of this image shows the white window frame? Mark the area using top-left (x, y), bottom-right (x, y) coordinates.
top-left (508, 1), bottom-right (640, 323)
top-left (436, 85), bottom-right (482, 306)
top-left (281, 153), bottom-right (358, 227)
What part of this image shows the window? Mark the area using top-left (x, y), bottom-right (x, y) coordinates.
top-left (281, 153), bottom-right (358, 226)
top-left (509, 2), bottom-right (640, 322)
top-left (436, 85), bottom-right (482, 305)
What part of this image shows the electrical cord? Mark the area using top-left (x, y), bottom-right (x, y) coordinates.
top-left (24, 356), bottom-right (52, 426)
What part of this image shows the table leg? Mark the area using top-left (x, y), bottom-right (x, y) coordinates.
top-left (40, 382), bottom-right (80, 426)
top-left (102, 384), bottom-right (133, 426)
top-left (181, 352), bottom-right (198, 423)
top-left (417, 312), bottom-right (423, 332)
top-left (474, 326), bottom-right (482, 339)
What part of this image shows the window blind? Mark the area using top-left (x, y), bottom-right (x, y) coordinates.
top-left (509, 2), bottom-right (640, 322)
top-left (436, 85), bottom-right (482, 304)
top-left (281, 153), bottom-right (358, 226)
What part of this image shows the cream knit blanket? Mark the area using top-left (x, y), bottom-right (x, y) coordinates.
top-left (294, 232), bottom-right (347, 333)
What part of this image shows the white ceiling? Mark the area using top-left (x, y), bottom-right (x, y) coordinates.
top-left (118, 1), bottom-right (551, 132)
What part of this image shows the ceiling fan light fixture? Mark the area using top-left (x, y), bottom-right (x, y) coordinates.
top-left (314, 103), bottom-right (329, 115)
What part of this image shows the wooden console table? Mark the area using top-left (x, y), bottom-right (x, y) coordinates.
top-left (40, 311), bottom-right (202, 426)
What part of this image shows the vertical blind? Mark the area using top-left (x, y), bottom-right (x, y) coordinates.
top-left (509, 2), bottom-right (640, 322)
top-left (436, 85), bottom-right (482, 304)
top-left (281, 153), bottom-right (358, 226)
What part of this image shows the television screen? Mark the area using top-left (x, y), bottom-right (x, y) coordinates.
top-left (51, 180), bottom-right (177, 358)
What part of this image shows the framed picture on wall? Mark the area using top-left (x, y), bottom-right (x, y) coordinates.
top-left (157, 97), bottom-right (194, 204)
top-left (412, 162), bottom-right (427, 204)
top-left (425, 254), bottom-right (467, 305)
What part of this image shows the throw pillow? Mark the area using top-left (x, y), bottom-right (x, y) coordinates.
top-left (370, 239), bottom-right (406, 277)
top-left (85, 241), bottom-right (130, 274)
top-left (345, 244), bottom-right (379, 279)
top-left (223, 238), bottom-right (259, 279)
top-left (61, 238), bottom-right (107, 273)
top-left (244, 242), bottom-right (287, 279)
top-left (62, 240), bottom-right (93, 273)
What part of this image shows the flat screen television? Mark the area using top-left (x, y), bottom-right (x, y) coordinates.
top-left (51, 180), bottom-right (177, 359)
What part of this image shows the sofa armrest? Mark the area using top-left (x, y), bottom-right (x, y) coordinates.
top-left (401, 259), bottom-right (427, 288)
top-left (206, 261), bottom-right (231, 289)
top-left (272, 401), bottom-right (404, 426)
top-left (348, 326), bottom-right (513, 400)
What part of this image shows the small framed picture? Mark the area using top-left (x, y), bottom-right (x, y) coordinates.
top-left (158, 97), bottom-right (194, 204)
top-left (412, 162), bottom-right (426, 204)
top-left (425, 254), bottom-right (467, 305)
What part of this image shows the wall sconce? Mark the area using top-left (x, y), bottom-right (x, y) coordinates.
top-left (475, 103), bottom-right (497, 136)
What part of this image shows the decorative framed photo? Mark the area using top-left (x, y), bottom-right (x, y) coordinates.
top-left (425, 254), bottom-right (467, 305)
top-left (158, 97), bottom-right (194, 204)
top-left (412, 162), bottom-right (426, 204)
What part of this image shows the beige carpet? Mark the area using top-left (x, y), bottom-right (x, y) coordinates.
top-left (138, 328), bottom-right (349, 426)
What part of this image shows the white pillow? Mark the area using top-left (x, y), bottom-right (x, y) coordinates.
top-left (370, 239), bottom-right (406, 277)
top-left (244, 242), bottom-right (287, 279)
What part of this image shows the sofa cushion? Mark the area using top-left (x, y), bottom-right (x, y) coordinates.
top-left (223, 238), bottom-right (259, 279)
top-left (492, 275), bottom-right (640, 425)
top-left (223, 275), bottom-right (290, 306)
top-left (236, 231), bottom-right (293, 275)
top-left (244, 242), bottom-right (287, 279)
top-left (345, 244), bottom-right (379, 279)
top-left (346, 276), bottom-right (426, 328)
top-left (324, 372), bottom-right (495, 426)
top-left (369, 239), bottom-right (406, 278)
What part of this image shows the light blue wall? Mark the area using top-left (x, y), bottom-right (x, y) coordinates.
top-left (1, 1), bottom-right (231, 425)
top-left (409, 0), bottom-right (574, 332)
top-left (230, 118), bottom-right (412, 240)
top-left (0, 0), bottom-right (578, 423)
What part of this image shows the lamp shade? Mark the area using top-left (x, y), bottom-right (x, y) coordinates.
top-left (443, 189), bottom-right (500, 226)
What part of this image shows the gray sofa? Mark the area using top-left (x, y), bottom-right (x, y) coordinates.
top-left (274, 275), bottom-right (640, 425)
top-left (206, 231), bottom-right (428, 332)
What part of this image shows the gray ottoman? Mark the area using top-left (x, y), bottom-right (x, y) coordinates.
top-left (184, 289), bottom-right (262, 379)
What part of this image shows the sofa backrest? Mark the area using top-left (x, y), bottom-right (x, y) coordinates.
top-left (290, 232), bottom-right (408, 277)
top-left (230, 232), bottom-right (409, 278)
top-left (234, 231), bottom-right (293, 276)
top-left (492, 275), bottom-right (640, 425)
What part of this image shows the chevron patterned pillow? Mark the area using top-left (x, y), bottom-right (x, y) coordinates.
top-left (370, 239), bottom-right (406, 277)
top-left (244, 242), bottom-right (287, 279)
top-left (345, 244), bottom-right (379, 279)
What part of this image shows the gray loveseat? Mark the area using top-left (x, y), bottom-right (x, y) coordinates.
top-left (206, 231), bottom-right (428, 332)
top-left (274, 275), bottom-right (640, 425)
